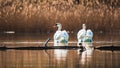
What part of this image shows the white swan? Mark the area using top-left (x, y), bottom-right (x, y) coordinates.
top-left (77, 24), bottom-right (86, 46)
top-left (77, 24), bottom-right (93, 48)
top-left (54, 23), bottom-right (69, 46)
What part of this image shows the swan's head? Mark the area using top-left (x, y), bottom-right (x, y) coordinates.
top-left (56, 23), bottom-right (62, 31)
top-left (56, 23), bottom-right (62, 27)
top-left (82, 24), bottom-right (86, 29)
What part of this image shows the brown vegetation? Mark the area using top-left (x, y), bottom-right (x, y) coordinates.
top-left (0, 0), bottom-right (120, 33)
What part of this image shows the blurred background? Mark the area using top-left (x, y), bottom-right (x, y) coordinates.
top-left (0, 0), bottom-right (119, 33)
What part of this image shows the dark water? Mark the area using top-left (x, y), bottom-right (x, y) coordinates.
top-left (0, 33), bottom-right (120, 68)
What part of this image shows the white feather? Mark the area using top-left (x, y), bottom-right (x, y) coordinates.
top-left (54, 23), bottom-right (69, 46)
top-left (77, 29), bottom-right (86, 43)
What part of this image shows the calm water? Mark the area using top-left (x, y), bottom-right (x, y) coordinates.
top-left (0, 48), bottom-right (120, 68)
top-left (0, 33), bottom-right (120, 68)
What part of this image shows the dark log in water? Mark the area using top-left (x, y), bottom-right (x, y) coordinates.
top-left (0, 45), bottom-right (120, 51)
top-left (0, 38), bottom-right (80, 50)
top-left (95, 46), bottom-right (120, 51)
top-left (0, 46), bottom-right (120, 51)
top-left (0, 46), bottom-right (80, 50)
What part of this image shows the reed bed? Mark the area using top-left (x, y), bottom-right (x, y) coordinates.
top-left (0, 0), bottom-right (120, 33)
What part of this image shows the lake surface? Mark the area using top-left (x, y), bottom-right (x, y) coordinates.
top-left (0, 32), bottom-right (120, 68)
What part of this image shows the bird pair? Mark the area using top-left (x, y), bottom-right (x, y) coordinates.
top-left (54, 23), bottom-right (93, 48)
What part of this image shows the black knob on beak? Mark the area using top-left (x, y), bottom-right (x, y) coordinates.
top-left (56, 23), bottom-right (57, 26)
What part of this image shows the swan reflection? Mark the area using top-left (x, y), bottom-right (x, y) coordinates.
top-left (78, 42), bottom-right (94, 65)
top-left (54, 49), bottom-right (68, 61)
top-left (81, 49), bottom-right (93, 65)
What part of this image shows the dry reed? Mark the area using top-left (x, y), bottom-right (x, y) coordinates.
top-left (0, 0), bottom-right (120, 33)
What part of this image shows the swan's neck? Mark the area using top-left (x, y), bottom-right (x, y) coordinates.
top-left (82, 24), bottom-right (86, 30)
top-left (57, 25), bottom-right (62, 31)
top-left (83, 28), bottom-right (86, 30)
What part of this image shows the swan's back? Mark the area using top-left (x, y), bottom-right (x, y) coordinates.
top-left (54, 30), bottom-right (69, 44)
top-left (62, 30), bottom-right (69, 41)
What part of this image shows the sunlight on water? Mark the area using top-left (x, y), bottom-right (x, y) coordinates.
top-left (1, 41), bottom-right (120, 44)
top-left (4, 31), bottom-right (15, 34)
